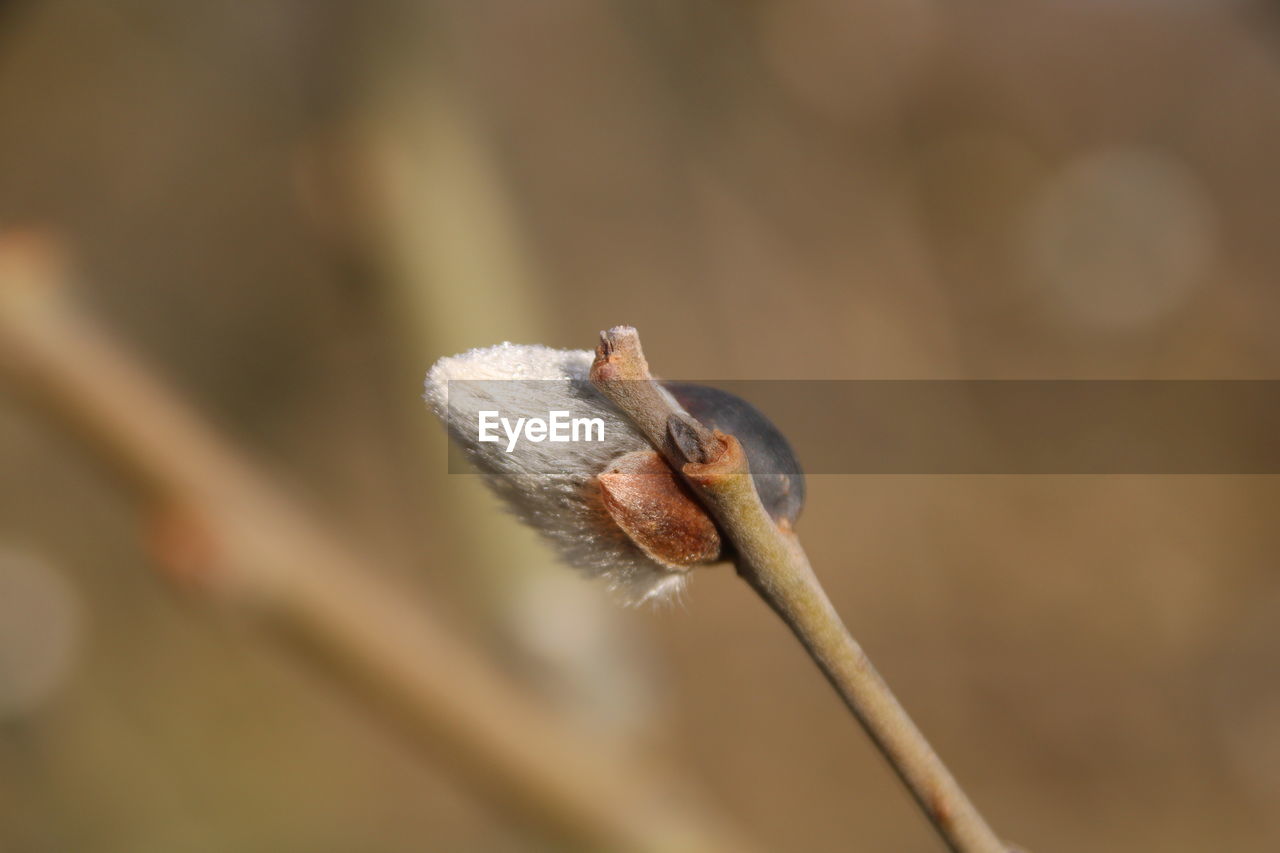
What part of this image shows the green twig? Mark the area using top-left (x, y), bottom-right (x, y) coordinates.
top-left (591, 326), bottom-right (1008, 853)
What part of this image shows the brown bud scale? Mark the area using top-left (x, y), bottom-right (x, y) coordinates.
top-left (597, 450), bottom-right (723, 569)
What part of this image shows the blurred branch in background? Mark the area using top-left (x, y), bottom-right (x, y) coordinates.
top-left (337, 63), bottom-right (657, 737)
top-left (290, 0), bottom-right (662, 736)
top-left (0, 232), bottom-right (755, 853)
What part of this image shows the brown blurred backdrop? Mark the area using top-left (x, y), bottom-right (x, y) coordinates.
top-left (2, 1), bottom-right (1280, 851)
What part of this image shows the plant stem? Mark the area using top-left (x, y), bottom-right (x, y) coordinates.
top-left (592, 326), bottom-right (1007, 853)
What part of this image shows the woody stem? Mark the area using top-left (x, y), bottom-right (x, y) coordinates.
top-left (590, 325), bottom-right (1007, 853)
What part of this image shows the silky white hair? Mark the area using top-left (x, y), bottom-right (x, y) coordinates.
top-left (424, 343), bottom-right (689, 603)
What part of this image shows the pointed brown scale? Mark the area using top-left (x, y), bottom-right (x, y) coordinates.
top-left (597, 450), bottom-right (723, 569)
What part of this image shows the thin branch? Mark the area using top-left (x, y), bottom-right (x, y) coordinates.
top-left (592, 325), bottom-right (1008, 853)
top-left (0, 235), bottom-right (756, 853)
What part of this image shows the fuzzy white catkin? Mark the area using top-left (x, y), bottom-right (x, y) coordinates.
top-left (424, 343), bottom-right (689, 603)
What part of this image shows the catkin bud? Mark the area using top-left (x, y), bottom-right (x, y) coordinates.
top-left (425, 343), bottom-right (693, 603)
top-left (425, 342), bottom-right (806, 604)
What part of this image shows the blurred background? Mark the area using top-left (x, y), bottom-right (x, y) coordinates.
top-left (2, 1), bottom-right (1280, 851)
